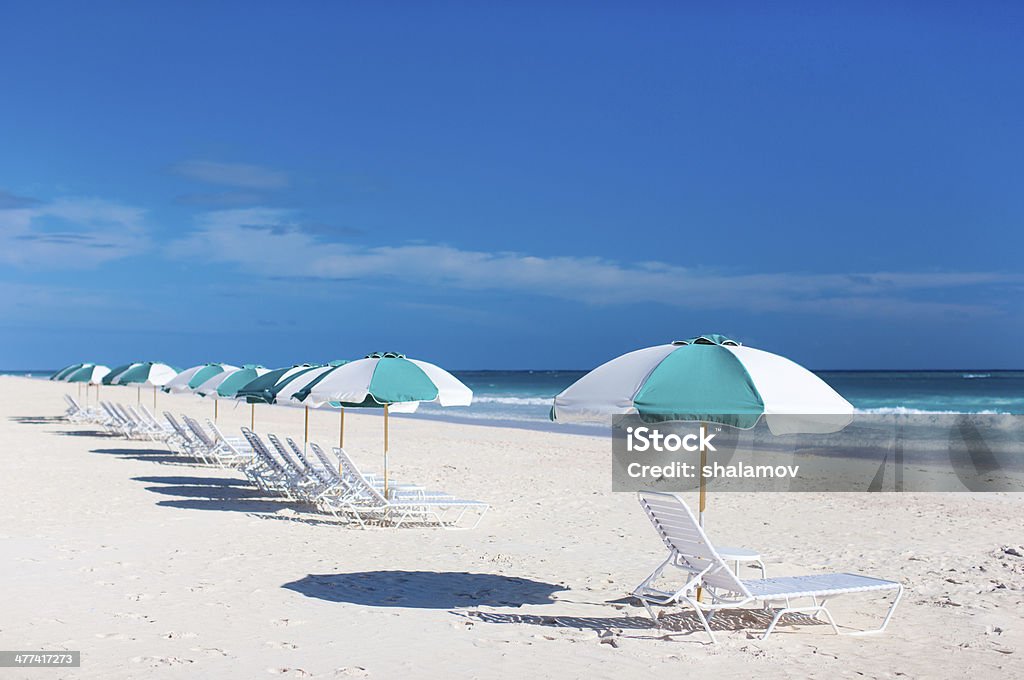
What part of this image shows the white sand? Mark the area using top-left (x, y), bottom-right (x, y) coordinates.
top-left (2, 375), bottom-right (1022, 678)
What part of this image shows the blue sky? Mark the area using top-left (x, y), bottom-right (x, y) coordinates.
top-left (1, 2), bottom-right (1022, 370)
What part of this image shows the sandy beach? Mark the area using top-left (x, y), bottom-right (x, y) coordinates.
top-left (0, 375), bottom-right (1019, 678)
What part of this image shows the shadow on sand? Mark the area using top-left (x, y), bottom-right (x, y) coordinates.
top-left (90, 447), bottom-right (186, 465)
top-left (282, 571), bottom-right (566, 609)
top-left (459, 605), bottom-right (826, 640)
top-left (9, 415), bottom-right (66, 425)
top-left (138, 474), bottom-right (311, 517)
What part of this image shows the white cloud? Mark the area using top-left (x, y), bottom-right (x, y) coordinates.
top-left (169, 209), bottom-right (1021, 318)
top-left (170, 160), bottom-right (289, 189)
top-left (0, 197), bottom-right (150, 268)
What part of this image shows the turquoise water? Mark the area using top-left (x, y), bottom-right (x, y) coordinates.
top-left (11, 369), bottom-right (1024, 425)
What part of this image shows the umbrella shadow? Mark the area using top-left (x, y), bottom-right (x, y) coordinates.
top-left (57, 429), bottom-right (116, 438)
top-left (9, 415), bottom-right (66, 425)
top-left (282, 571), bottom-right (566, 609)
top-left (139, 475), bottom-right (307, 515)
top-left (461, 602), bottom-right (827, 640)
top-left (90, 447), bottom-right (189, 465)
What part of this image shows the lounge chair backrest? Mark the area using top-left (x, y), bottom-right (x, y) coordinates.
top-left (241, 428), bottom-right (287, 475)
top-left (205, 419), bottom-right (232, 445)
top-left (637, 491), bottom-right (751, 596)
top-left (183, 416), bottom-right (216, 448)
top-left (286, 438), bottom-right (332, 486)
top-left (266, 433), bottom-right (305, 477)
top-left (309, 443), bottom-right (342, 482)
top-left (332, 447), bottom-right (388, 505)
top-left (333, 449), bottom-right (387, 507)
top-left (139, 404), bottom-right (162, 427)
top-left (126, 405), bottom-right (147, 425)
top-left (163, 412), bottom-right (193, 442)
top-left (112, 403), bottom-right (131, 426)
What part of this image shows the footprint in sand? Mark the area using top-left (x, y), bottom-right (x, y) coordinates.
top-left (162, 631), bottom-right (200, 639)
top-left (333, 668), bottom-right (370, 677)
top-left (271, 618), bottom-right (306, 628)
top-left (266, 641), bottom-right (299, 650)
top-left (95, 632), bottom-right (135, 641)
top-left (131, 655), bottom-right (195, 666)
top-left (267, 668), bottom-right (312, 676)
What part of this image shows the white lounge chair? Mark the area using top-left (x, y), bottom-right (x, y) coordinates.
top-left (633, 491), bottom-right (903, 643)
top-left (318, 453), bottom-right (488, 529)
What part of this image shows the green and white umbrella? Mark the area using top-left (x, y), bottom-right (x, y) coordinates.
top-left (65, 364), bottom-right (111, 385)
top-left (194, 365), bottom-right (270, 425)
top-left (552, 334), bottom-right (853, 524)
top-left (163, 363), bottom-right (239, 394)
top-left (101, 363), bottom-right (137, 385)
top-left (111, 361), bottom-right (180, 406)
top-left (279, 361), bottom-right (349, 445)
top-left (236, 363), bottom-right (324, 433)
top-left (63, 364), bottom-right (110, 407)
top-left (306, 352), bottom-right (472, 496)
top-left (51, 363), bottom-right (86, 381)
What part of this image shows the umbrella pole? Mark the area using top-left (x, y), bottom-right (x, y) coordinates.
top-left (137, 385), bottom-right (141, 404)
top-left (214, 399), bottom-right (218, 422)
top-left (153, 385), bottom-right (157, 410)
top-left (250, 404), bottom-right (255, 431)
top-left (304, 405), bottom-right (310, 452)
top-left (696, 422), bottom-right (709, 603)
top-left (383, 403), bottom-right (390, 499)
top-left (698, 422), bottom-right (708, 527)
top-left (339, 407), bottom-right (345, 448)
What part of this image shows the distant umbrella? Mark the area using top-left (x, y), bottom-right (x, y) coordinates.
top-left (194, 365), bottom-right (270, 425)
top-left (111, 361), bottom-right (180, 407)
top-left (163, 363), bottom-right (239, 394)
top-left (282, 360), bottom-right (348, 445)
top-left (102, 363), bottom-right (137, 386)
top-left (51, 363), bottom-right (85, 381)
top-left (63, 363), bottom-right (110, 407)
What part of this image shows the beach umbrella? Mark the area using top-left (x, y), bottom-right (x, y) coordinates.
top-left (194, 365), bottom-right (270, 426)
top-left (162, 362), bottom-right (241, 420)
top-left (283, 360), bottom-right (349, 445)
top-left (306, 352), bottom-right (472, 497)
top-left (63, 363), bottom-right (109, 404)
top-left (51, 363), bottom-right (85, 381)
top-left (551, 334), bottom-right (853, 526)
top-left (162, 363), bottom-right (239, 394)
top-left (102, 363), bottom-right (137, 385)
top-left (235, 363), bottom-right (322, 432)
top-left (111, 361), bottom-right (180, 407)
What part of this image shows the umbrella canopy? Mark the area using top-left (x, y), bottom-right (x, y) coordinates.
top-left (305, 352), bottom-right (471, 409)
top-left (285, 360), bottom-right (348, 404)
top-left (551, 334), bottom-right (853, 434)
top-left (162, 363), bottom-right (239, 394)
top-left (193, 365), bottom-right (269, 398)
top-left (306, 352), bottom-right (472, 496)
top-left (551, 334), bottom-right (853, 529)
top-left (102, 363), bottom-right (138, 385)
top-left (111, 361), bottom-right (180, 387)
top-left (64, 364), bottom-right (111, 385)
top-left (51, 363), bottom-right (85, 380)
top-left (236, 364), bottom-right (323, 404)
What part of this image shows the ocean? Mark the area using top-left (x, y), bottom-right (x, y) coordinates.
top-left (9, 369), bottom-right (1024, 429)
top-left (418, 369), bottom-right (1024, 427)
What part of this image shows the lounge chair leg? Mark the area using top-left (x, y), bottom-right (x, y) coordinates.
top-left (683, 596), bottom-right (716, 644)
top-left (848, 585), bottom-right (904, 636)
top-left (762, 608), bottom-right (786, 640)
top-left (641, 598), bottom-right (660, 628)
